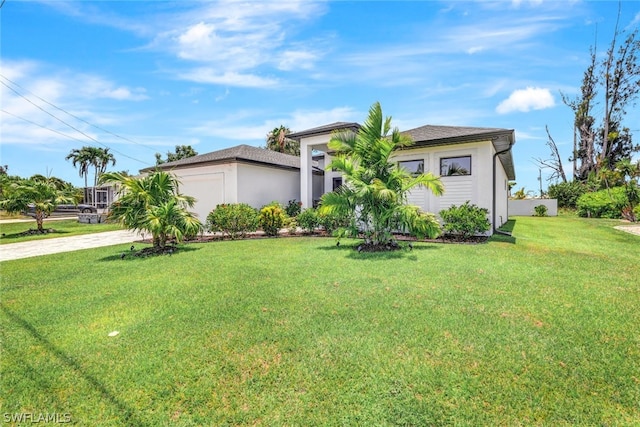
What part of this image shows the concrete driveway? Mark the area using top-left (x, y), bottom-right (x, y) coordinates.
top-left (0, 230), bottom-right (142, 262)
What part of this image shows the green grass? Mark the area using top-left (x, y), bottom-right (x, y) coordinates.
top-left (0, 219), bottom-right (123, 244)
top-left (1, 216), bottom-right (638, 425)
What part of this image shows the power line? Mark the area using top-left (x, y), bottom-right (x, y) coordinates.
top-left (0, 73), bottom-right (162, 154)
top-left (0, 80), bottom-right (151, 165)
top-left (1, 109), bottom-right (95, 145)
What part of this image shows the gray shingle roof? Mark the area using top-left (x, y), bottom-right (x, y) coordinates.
top-left (401, 124), bottom-right (516, 180)
top-left (402, 124), bottom-right (510, 143)
top-left (288, 122), bottom-right (360, 140)
top-left (141, 144), bottom-right (300, 172)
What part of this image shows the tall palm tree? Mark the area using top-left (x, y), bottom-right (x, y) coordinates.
top-left (319, 102), bottom-right (444, 248)
top-left (100, 170), bottom-right (202, 249)
top-left (266, 125), bottom-right (300, 156)
top-left (65, 147), bottom-right (92, 203)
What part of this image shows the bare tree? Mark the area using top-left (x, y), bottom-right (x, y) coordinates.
top-left (534, 126), bottom-right (568, 183)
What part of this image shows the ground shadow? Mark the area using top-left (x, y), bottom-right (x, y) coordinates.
top-left (0, 303), bottom-right (148, 426)
top-left (98, 245), bottom-right (200, 262)
top-left (489, 219), bottom-right (517, 244)
top-left (0, 229), bottom-right (71, 241)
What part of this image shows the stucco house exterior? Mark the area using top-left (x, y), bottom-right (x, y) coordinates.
top-left (290, 122), bottom-right (516, 233)
top-left (141, 144), bottom-right (301, 220)
top-left (140, 122), bottom-right (516, 234)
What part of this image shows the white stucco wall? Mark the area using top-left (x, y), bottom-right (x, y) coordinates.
top-left (236, 162), bottom-right (300, 208)
top-left (508, 199), bottom-right (558, 216)
top-left (390, 140), bottom-right (513, 232)
top-left (171, 163), bottom-right (237, 220)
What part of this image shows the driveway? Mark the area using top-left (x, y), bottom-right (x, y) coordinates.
top-left (0, 230), bottom-right (142, 262)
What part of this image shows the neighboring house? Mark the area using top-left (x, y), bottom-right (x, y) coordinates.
top-left (140, 145), bottom-right (301, 220)
top-left (83, 185), bottom-right (116, 212)
top-left (290, 122), bottom-right (516, 233)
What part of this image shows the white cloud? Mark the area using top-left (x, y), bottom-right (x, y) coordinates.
top-left (189, 106), bottom-right (359, 141)
top-left (178, 68), bottom-right (279, 88)
top-left (496, 87), bottom-right (555, 114)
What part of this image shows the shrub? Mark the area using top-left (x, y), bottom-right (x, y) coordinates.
top-left (297, 208), bottom-right (320, 233)
top-left (207, 203), bottom-right (259, 239)
top-left (439, 201), bottom-right (491, 240)
top-left (318, 209), bottom-right (352, 235)
top-left (576, 186), bottom-right (628, 219)
top-left (533, 204), bottom-right (548, 217)
top-left (547, 181), bottom-right (586, 209)
top-left (285, 199), bottom-right (302, 218)
top-left (259, 204), bottom-right (287, 236)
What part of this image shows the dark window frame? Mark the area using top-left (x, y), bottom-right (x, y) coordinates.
top-left (440, 156), bottom-right (472, 176)
top-left (398, 159), bottom-right (424, 176)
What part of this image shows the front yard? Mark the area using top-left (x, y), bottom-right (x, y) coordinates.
top-left (1, 216), bottom-right (638, 425)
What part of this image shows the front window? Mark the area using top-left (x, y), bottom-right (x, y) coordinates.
top-left (398, 160), bottom-right (424, 176)
top-left (440, 156), bottom-right (471, 176)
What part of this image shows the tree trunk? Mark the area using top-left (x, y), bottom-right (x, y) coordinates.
top-left (35, 211), bottom-right (45, 232)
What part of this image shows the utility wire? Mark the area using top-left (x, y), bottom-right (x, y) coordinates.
top-left (0, 80), bottom-right (152, 166)
top-left (1, 109), bottom-right (95, 144)
top-left (0, 73), bottom-right (161, 154)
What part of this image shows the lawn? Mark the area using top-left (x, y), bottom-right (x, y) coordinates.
top-left (1, 216), bottom-right (638, 425)
top-left (0, 219), bottom-right (123, 244)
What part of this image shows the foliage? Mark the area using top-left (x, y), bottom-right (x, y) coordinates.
top-left (100, 170), bottom-right (202, 248)
top-left (576, 186), bottom-right (628, 219)
top-left (0, 176), bottom-right (75, 232)
top-left (511, 187), bottom-right (532, 200)
top-left (563, 19), bottom-right (640, 181)
top-left (533, 204), bottom-right (548, 217)
top-left (258, 203), bottom-right (286, 236)
top-left (318, 102), bottom-right (443, 247)
top-left (439, 201), bottom-right (491, 240)
top-left (616, 159), bottom-right (640, 221)
top-left (206, 203), bottom-right (259, 239)
top-left (297, 208), bottom-right (320, 233)
top-left (265, 125), bottom-right (300, 156)
top-left (155, 145), bottom-right (198, 165)
top-left (317, 208), bottom-right (353, 235)
top-left (285, 199), bottom-right (302, 217)
top-left (547, 181), bottom-right (586, 208)
top-left (66, 146), bottom-right (116, 205)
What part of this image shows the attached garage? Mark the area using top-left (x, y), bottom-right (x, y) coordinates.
top-left (141, 145), bottom-right (300, 220)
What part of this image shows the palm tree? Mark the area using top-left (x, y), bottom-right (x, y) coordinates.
top-left (0, 176), bottom-right (74, 232)
top-left (318, 102), bottom-right (444, 248)
top-left (266, 125), bottom-right (300, 156)
top-left (100, 170), bottom-right (202, 249)
top-left (65, 147), bottom-right (92, 203)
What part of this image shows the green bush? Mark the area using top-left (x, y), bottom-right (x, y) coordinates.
top-left (207, 203), bottom-right (259, 239)
top-left (259, 204), bottom-right (287, 236)
top-left (533, 204), bottom-right (548, 217)
top-left (318, 209), bottom-right (352, 235)
top-left (297, 208), bottom-right (320, 233)
top-left (576, 186), bottom-right (628, 219)
top-left (439, 201), bottom-right (491, 240)
top-left (285, 199), bottom-right (302, 218)
top-left (547, 181), bottom-right (586, 209)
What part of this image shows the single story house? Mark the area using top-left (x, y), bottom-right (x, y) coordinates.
top-left (140, 144), bottom-right (302, 220)
top-left (140, 122), bottom-right (516, 234)
top-left (290, 122), bottom-right (516, 233)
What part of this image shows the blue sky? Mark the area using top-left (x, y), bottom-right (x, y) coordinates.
top-left (1, 0), bottom-right (639, 196)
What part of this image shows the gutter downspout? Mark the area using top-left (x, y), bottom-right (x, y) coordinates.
top-left (493, 139), bottom-right (514, 236)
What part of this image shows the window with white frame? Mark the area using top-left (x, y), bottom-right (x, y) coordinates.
top-left (440, 156), bottom-right (471, 176)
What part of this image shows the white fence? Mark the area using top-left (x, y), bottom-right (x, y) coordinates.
top-left (508, 199), bottom-right (558, 216)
